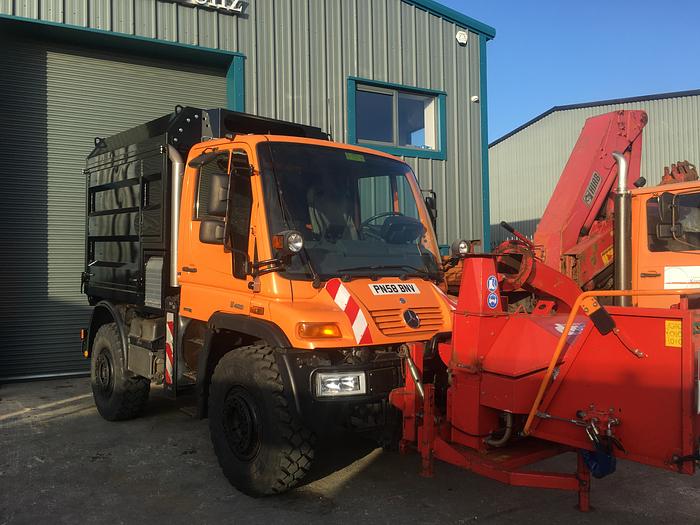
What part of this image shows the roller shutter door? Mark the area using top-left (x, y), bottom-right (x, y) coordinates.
top-left (0, 34), bottom-right (228, 381)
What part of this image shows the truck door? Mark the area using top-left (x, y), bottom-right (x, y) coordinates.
top-left (636, 192), bottom-right (700, 307)
top-left (179, 146), bottom-right (255, 319)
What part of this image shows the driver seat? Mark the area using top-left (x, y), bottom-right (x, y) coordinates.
top-left (307, 186), bottom-right (357, 240)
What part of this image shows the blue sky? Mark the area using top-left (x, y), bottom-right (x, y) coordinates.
top-left (440, 0), bottom-right (700, 141)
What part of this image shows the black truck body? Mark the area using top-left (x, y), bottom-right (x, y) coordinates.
top-left (82, 106), bottom-right (327, 309)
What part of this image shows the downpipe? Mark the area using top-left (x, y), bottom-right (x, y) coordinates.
top-left (612, 152), bottom-right (632, 307)
top-left (168, 145), bottom-right (184, 287)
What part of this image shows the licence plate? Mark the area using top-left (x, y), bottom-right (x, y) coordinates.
top-left (368, 283), bottom-right (420, 295)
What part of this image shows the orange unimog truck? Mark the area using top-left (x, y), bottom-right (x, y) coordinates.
top-left (80, 107), bottom-right (456, 495)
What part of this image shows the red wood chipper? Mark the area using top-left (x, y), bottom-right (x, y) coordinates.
top-left (392, 110), bottom-right (700, 510)
top-left (390, 238), bottom-right (700, 511)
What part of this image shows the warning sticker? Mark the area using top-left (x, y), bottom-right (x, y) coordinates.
top-left (487, 293), bottom-right (499, 309)
top-left (601, 246), bottom-right (614, 265)
top-left (665, 320), bottom-right (682, 348)
top-left (554, 322), bottom-right (585, 336)
top-left (486, 275), bottom-right (498, 292)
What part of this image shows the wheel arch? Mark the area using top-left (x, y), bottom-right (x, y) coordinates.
top-left (87, 301), bottom-right (128, 362)
top-left (196, 312), bottom-right (291, 418)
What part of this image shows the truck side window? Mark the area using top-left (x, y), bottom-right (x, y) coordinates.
top-left (195, 153), bottom-right (230, 220)
top-left (229, 150), bottom-right (253, 279)
top-left (647, 193), bottom-right (700, 252)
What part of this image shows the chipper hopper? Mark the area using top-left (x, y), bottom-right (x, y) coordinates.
top-left (390, 249), bottom-right (700, 510)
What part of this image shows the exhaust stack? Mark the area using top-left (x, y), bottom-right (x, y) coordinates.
top-left (168, 145), bottom-right (184, 287)
top-left (612, 151), bottom-right (632, 306)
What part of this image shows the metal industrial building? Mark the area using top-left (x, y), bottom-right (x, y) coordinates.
top-left (488, 90), bottom-right (700, 247)
top-left (0, 1), bottom-right (495, 380)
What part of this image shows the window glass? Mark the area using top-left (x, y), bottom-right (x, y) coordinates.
top-left (259, 142), bottom-right (439, 281)
top-left (647, 193), bottom-right (700, 252)
top-left (356, 90), bottom-right (393, 143)
top-left (398, 92), bottom-right (436, 149)
top-left (195, 153), bottom-right (229, 220)
top-left (229, 150), bottom-right (253, 279)
top-left (355, 84), bottom-right (439, 151)
top-left (358, 175), bottom-right (392, 222)
top-left (396, 175), bottom-right (419, 218)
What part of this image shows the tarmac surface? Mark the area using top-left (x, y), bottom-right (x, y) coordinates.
top-left (1, 377), bottom-right (699, 524)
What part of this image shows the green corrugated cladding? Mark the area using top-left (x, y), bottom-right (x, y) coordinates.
top-left (0, 34), bottom-right (227, 381)
top-left (0, 0), bottom-right (494, 379)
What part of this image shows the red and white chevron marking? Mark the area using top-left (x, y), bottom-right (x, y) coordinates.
top-left (325, 278), bottom-right (373, 345)
top-left (165, 313), bottom-right (174, 385)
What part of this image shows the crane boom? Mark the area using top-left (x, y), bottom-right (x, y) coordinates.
top-left (534, 110), bottom-right (646, 289)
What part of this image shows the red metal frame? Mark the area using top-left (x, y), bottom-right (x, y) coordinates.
top-left (415, 383), bottom-right (591, 511)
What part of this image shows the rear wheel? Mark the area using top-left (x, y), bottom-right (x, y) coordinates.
top-left (209, 343), bottom-right (315, 496)
top-left (90, 323), bottom-right (150, 421)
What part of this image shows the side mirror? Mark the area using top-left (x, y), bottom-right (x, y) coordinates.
top-left (207, 173), bottom-right (229, 217)
top-left (200, 220), bottom-right (225, 244)
top-left (656, 222), bottom-right (683, 239)
top-left (658, 192), bottom-right (676, 223)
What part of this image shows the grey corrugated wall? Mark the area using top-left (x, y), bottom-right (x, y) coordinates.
top-left (0, 0), bottom-right (487, 245)
top-left (0, 34), bottom-right (227, 380)
top-left (489, 93), bottom-right (700, 247)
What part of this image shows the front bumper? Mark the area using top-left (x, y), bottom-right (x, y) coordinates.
top-left (275, 348), bottom-right (402, 434)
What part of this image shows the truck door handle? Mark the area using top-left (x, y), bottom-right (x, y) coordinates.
top-left (181, 266), bottom-right (198, 273)
top-left (640, 271), bottom-right (661, 278)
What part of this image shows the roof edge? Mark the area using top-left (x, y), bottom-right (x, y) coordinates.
top-left (489, 88), bottom-right (700, 148)
top-left (403, 0), bottom-right (496, 39)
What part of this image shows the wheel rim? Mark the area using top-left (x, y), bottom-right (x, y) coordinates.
top-left (222, 387), bottom-right (261, 461)
top-left (95, 349), bottom-right (114, 396)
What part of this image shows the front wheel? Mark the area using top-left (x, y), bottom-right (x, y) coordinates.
top-left (208, 344), bottom-right (315, 496)
top-left (90, 323), bottom-right (150, 421)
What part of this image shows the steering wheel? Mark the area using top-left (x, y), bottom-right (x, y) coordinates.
top-left (492, 239), bottom-right (535, 291)
top-left (359, 211), bottom-right (404, 240)
top-left (360, 211), bottom-right (404, 228)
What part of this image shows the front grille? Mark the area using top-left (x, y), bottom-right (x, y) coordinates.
top-left (370, 306), bottom-right (444, 337)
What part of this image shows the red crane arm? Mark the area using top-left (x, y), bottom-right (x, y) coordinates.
top-left (533, 110), bottom-right (646, 287)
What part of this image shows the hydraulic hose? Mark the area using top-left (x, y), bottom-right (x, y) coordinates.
top-left (484, 412), bottom-right (513, 447)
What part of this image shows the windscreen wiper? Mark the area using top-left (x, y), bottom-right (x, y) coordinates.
top-left (336, 264), bottom-right (440, 281)
top-left (265, 140), bottom-right (322, 288)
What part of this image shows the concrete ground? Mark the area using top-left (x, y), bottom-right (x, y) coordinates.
top-left (1, 378), bottom-right (699, 525)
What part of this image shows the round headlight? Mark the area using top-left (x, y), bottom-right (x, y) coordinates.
top-left (286, 231), bottom-right (304, 253)
top-left (450, 239), bottom-right (470, 256)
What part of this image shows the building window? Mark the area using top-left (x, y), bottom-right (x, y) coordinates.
top-left (348, 78), bottom-right (446, 160)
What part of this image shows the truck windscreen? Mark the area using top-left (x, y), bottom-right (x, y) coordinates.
top-left (259, 142), bottom-right (440, 281)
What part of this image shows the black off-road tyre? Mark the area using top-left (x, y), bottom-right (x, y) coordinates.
top-left (91, 323), bottom-right (150, 421)
top-left (209, 343), bottom-right (315, 496)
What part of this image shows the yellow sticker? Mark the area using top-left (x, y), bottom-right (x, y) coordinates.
top-left (665, 320), bottom-right (682, 348)
top-left (601, 245), bottom-right (614, 265)
top-left (345, 152), bottom-right (365, 162)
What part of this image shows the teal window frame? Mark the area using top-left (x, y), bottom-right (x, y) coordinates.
top-left (0, 14), bottom-right (246, 112)
top-left (347, 77), bottom-right (447, 161)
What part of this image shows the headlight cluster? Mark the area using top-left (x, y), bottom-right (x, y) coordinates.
top-left (272, 230), bottom-right (304, 255)
top-left (315, 372), bottom-right (367, 397)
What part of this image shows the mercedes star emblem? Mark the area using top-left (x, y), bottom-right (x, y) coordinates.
top-left (403, 309), bottom-right (421, 329)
